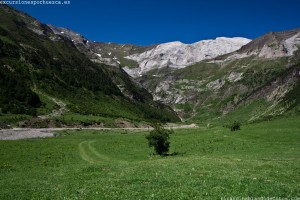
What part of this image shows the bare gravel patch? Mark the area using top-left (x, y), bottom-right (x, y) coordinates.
top-left (0, 129), bottom-right (55, 140)
top-left (0, 124), bottom-right (198, 140)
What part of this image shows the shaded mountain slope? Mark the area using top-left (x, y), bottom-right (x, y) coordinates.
top-left (0, 5), bottom-right (180, 125)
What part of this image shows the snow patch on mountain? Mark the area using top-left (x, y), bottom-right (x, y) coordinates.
top-left (124, 37), bottom-right (251, 77)
top-left (47, 24), bottom-right (87, 45)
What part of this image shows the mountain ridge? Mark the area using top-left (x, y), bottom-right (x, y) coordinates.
top-left (0, 4), bottom-right (180, 127)
top-left (46, 23), bottom-right (251, 77)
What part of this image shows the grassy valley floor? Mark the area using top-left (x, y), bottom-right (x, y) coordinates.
top-left (0, 117), bottom-right (299, 199)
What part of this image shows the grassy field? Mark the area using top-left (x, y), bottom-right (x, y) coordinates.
top-left (0, 117), bottom-right (299, 199)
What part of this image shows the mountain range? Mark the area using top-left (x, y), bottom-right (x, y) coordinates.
top-left (0, 4), bottom-right (299, 127)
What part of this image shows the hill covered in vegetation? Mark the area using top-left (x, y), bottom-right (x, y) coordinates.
top-left (0, 5), bottom-right (180, 127)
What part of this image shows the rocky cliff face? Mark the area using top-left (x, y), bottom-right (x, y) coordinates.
top-left (124, 37), bottom-right (251, 77)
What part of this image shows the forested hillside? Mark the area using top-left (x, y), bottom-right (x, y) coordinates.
top-left (0, 5), bottom-right (179, 126)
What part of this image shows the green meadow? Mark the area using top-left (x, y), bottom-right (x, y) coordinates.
top-left (0, 117), bottom-right (299, 199)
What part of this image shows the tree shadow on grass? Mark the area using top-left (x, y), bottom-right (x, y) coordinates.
top-left (164, 151), bottom-right (187, 157)
top-left (148, 152), bottom-right (187, 158)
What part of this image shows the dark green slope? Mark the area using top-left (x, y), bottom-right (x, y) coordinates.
top-left (0, 5), bottom-right (179, 125)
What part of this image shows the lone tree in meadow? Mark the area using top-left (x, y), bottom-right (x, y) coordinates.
top-left (146, 124), bottom-right (173, 156)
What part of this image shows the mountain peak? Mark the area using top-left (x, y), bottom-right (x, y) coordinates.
top-left (124, 37), bottom-right (251, 77)
top-left (218, 28), bottom-right (300, 61)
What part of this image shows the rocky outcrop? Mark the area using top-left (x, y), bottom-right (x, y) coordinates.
top-left (222, 29), bottom-right (300, 61)
top-left (206, 79), bottom-right (226, 90)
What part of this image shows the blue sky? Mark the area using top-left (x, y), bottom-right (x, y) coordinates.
top-left (12, 0), bottom-right (300, 45)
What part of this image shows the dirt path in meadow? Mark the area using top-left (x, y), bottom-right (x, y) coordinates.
top-left (78, 140), bottom-right (111, 164)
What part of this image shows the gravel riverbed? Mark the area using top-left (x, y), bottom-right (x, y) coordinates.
top-left (0, 129), bottom-right (55, 140)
